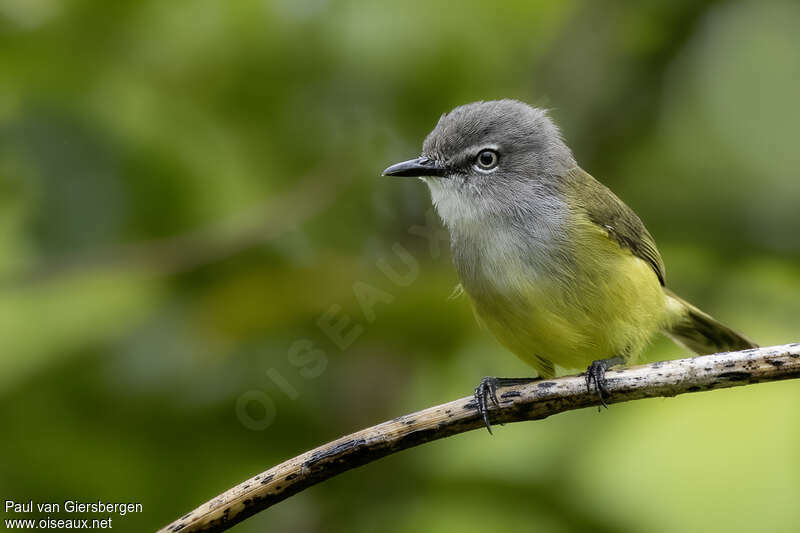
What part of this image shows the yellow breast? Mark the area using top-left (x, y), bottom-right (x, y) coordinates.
top-left (467, 214), bottom-right (667, 378)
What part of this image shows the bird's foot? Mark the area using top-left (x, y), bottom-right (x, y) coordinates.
top-left (584, 356), bottom-right (625, 410)
top-left (474, 377), bottom-right (536, 434)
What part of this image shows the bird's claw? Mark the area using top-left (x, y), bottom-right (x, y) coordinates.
top-left (473, 377), bottom-right (537, 434)
top-left (474, 377), bottom-right (501, 434)
top-left (585, 359), bottom-right (616, 410)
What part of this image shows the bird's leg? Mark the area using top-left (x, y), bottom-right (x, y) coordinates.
top-left (474, 377), bottom-right (537, 434)
top-left (584, 356), bottom-right (625, 409)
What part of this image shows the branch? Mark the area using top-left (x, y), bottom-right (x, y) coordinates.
top-left (159, 343), bottom-right (800, 533)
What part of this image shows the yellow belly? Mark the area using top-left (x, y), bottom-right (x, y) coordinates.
top-left (469, 221), bottom-right (667, 378)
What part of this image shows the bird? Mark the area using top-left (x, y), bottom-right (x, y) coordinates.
top-left (382, 99), bottom-right (757, 432)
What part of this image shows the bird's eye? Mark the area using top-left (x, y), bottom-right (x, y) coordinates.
top-left (474, 149), bottom-right (499, 171)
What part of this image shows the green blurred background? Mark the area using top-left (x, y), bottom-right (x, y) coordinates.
top-left (1, 0), bottom-right (799, 531)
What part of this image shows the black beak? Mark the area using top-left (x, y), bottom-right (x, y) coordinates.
top-left (382, 156), bottom-right (447, 178)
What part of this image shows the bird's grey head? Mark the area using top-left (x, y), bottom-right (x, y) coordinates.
top-left (383, 100), bottom-right (576, 227)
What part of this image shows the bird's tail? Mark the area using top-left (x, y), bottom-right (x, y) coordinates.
top-left (663, 289), bottom-right (757, 354)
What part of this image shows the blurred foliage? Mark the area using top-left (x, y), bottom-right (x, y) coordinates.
top-left (1, 0), bottom-right (799, 532)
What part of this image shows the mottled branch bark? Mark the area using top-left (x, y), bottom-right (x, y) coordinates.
top-left (159, 343), bottom-right (800, 533)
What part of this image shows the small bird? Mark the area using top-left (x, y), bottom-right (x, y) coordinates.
top-left (383, 99), bottom-right (756, 432)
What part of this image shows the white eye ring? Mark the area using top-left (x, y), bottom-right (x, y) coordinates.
top-left (474, 149), bottom-right (499, 172)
